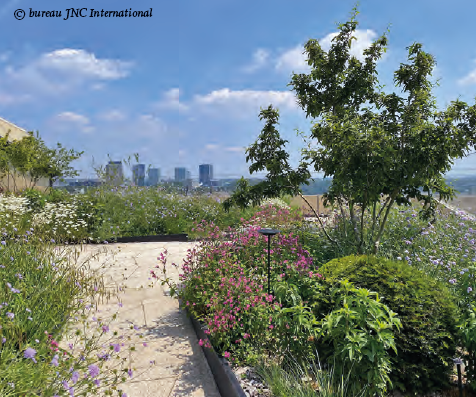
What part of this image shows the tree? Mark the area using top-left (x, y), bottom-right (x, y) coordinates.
top-left (0, 131), bottom-right (83, 192)
top-left (223, 6), bottom-right (476, 255)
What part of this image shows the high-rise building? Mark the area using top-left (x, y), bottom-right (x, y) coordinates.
top-left (147, 168), bottom-right (160, 186)
top-left (132, 164), bottom-right (146, 186)
top-left (105, 161), bottom-right (124, 185)
top-left (175, 167), bottom-right (187, 182)
top-left (199, 164), bottom-right (213, 186)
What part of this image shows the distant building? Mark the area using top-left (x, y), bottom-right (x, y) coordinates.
top-left (132, 164), bottom-right (146, 186)
top-left (175, 167), bottom-right (187, 182)
top-left (105, 161), bottom-right (124, 185)
top-left (148, 168), bottom-right (160, 186)
top-left (199, 164), bottom-right (213, 186)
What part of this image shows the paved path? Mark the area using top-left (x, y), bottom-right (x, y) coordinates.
top-left (62, 241), bottom-right (220, 397)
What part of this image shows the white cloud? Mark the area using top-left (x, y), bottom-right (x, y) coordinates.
top-left (99, 109), bottom-right (126, 121)
top-left (155, 88), bottom-right (188, 112)
top-left (276, 29), bottom-right (378, 73)
top-left (225, 146), bottom-right (245, 153)
top-left (458, 61), bottom-right (476, 86)
top-left (36, 49), bottom-right (131, 80)
top-left (0, 92), bottom-right (31, 105)
top-left (56, 111), bottom-right (90, 124)
top-left (0, 48), bottom-right (132, 101)
top-left (53, 111), bottom-right (94, 133)
top-left (242, 49), bottom-right (270, 73)
top-left (193, 88), bottom-right (297, 115)
top-left (205, 143), bottom-right (219, 150)
top-left (135, 114), bottom-right (168, 138)
top-left (275, 47), bottom-right (307, 73)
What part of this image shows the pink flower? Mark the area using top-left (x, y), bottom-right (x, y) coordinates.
top-left (198, 339), bottom-right (204, 346)
top-left (223, 351), bottom-right (230, 359)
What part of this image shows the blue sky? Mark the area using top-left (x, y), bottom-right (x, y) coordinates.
top-left (1, 0), bottom-right (476, 180)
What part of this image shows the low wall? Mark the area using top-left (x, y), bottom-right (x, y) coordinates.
top-left (0, 171), bottom-right (49, 193)
top-left (289, 195), bottom-right (334, 216)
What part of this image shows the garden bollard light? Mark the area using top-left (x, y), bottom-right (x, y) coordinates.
top-left (453, 357), bottom-right (464, 397)
top-left (258, 228), bottom-right (280, 295)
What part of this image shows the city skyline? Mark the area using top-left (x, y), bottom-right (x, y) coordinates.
top-left (2, 1), bottom-right (476, 180)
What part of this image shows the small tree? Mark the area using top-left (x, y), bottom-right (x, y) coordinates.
top-left (0, 131), bottom-right (83, 193)
top-left (223, 6), bottom-right (476, 255)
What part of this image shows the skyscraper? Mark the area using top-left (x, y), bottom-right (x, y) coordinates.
top-left (175, 167), bottom-right (187, 182)
top-left (105, 161), bottom-right (124, 185)
top-left (148, 168), bottom-right (160, 186)
top-left (132, 164), bottom-right (146, 186)
top-left (199, 164), bottom-right (213, 186)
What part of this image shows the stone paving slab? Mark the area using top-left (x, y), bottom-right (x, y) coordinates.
top-left (62, 241), bottom-right (220, 397)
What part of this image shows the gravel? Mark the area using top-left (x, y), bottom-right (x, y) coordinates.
top-left (232, 366), bottom-right (273, 397)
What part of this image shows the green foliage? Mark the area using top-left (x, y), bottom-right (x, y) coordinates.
top-left (255, 355), bottom-right (367, 397)
top-left (22, 188), bottom-right (46, 212)
top-left (457, 304), bottom-right (476, 392)
top-left (319, 254), bottom-right (459, 395)
top-left (0, 131), bottom-right (82, 193)
top-left (316, 280), bottom-right (401, 396)
top-left (156, 208), bottom-right (320, 366)
top-left (223, 5), bottom-right (476, 257)
top-left (44, 188), bottom-right (71, 204)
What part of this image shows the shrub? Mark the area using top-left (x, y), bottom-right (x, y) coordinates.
top-left (22, 188), bottom-right (46, 212)
top-left (316, 280), bottom-right (401, 396)
top-left (44, 188), bottom-right (70, 204)
top-left (318, 254), bottom-right (459, 395)
top-left (155, 207), bottom-right (320, 366)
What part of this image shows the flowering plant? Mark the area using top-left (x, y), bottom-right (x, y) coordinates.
top-left (155, 204), bottom-right (324, 365)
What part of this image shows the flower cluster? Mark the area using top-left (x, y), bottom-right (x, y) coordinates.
top-left (156, 202), bottom-right (321, 364)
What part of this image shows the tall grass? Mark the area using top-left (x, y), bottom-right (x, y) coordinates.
top-left (254, 353), bottom-right (367, 397)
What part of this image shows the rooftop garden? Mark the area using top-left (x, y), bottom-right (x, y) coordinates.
top-left (4, 4), bottom-right (476, 396)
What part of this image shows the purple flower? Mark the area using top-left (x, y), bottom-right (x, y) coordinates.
top-left (2, 337), bottom-right (6, 344)
top-left (71, 371), bottom-right (80, 384)
top-left (112, 343), bottom-right (121, 352)
top-left (88, 364), bottom-right (100, 378)
top-left (468, 287), bottom-right (473, 293)
top-left (128, 368), bottom-right (133, 378)
top-left (24, 347), bottom-right (37, 363)
top-left (51, 355), bottom-right (59, 367)
top-left (102, 325), bottom-right (109, 333)
top-left (6, 312), bottom-right (14, 320)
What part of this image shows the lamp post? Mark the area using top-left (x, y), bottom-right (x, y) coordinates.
top-left (453, 358), bottom-right (464, 397)
top-left (258, 228), bottom-right (281, 295)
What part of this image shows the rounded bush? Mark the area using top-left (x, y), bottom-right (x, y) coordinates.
top-left (318, 254), bottom-right (459, 395)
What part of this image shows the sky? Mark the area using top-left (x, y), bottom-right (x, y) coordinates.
top-left (1, 0), bottom-right (476, 181)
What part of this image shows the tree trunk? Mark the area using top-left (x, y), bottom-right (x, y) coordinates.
top-left (372, 190), bottom-right (399, 254)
